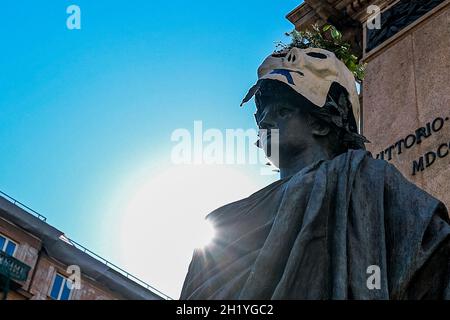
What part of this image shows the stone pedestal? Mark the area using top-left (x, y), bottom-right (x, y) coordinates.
top-left (362, 1), bottom-right (450, 211)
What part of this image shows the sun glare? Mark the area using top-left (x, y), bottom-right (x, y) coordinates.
top-left (112, 164), bottom-right (273, 298)
top-left (193, 218), bottom-right (216, 249)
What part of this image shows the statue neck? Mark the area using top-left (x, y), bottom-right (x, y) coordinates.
top-left (279, 145), bottom-right (333, 179)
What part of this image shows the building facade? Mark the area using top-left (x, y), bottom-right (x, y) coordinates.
top-left (287, 0), bottom-right (450, 212)
top-left (0, 192), bottom-right (168, 300)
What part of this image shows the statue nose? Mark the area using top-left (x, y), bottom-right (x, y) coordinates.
top-left (284, 47), bottom-right (304, 69)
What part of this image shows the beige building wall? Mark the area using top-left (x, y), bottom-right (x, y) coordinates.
top-left (0, 217), bottom-right (41, 291)
top-left (29, 255), bottom-right (123, 300)
top-left (0, 211), bottom-right (162, 300)
top-left (1, 215), bottom-right (121, 300)
top-left (4, 291), bottom-right (27, 300)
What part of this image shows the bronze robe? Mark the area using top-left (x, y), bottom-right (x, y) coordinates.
top-left (181, 150), bottom-right (450, 299)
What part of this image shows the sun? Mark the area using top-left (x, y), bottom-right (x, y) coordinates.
top-left (192, 218), bottom-right (216, 249)
top-left (112, 163), bottom-right (272, 298)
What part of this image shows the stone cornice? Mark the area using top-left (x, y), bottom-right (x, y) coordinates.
top-left (286, 0), bottom-right (399, 27)
top-left (286, 0), bottom-right (400, 57)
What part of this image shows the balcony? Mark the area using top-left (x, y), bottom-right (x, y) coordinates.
top-left (0, 250), bottom-right (30, 282)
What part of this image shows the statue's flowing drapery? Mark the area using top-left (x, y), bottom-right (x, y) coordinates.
top-left (181, 150), bottom-right (450, 299)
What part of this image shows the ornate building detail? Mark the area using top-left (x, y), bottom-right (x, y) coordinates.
top-left (366, 0), bottom-right (445, 52)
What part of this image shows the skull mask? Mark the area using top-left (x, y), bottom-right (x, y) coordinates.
top-left (241, 47), bottom-right (361, 134)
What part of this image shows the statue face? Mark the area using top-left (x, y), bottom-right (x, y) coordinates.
top-left (256, 90), bottom-right (315, 168)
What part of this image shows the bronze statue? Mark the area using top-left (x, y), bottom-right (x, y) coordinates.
top-left (180, 46), bottom-right (450, 300)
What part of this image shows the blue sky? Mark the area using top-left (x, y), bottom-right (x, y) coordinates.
top-left (0, 0), bottom-right (302, 298)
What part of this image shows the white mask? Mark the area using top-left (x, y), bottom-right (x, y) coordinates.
top-left (241, 47), bottom-right (361, 133)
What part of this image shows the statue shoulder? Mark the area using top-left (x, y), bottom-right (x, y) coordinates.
top-left (331, 148), bottom-right (388, 173)
top-left (206, 179), bottom-right (286, 222)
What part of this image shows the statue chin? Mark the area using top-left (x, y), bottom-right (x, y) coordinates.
top-left (260, 142), bottom-right (280, 168)
top-left (265, 157), bottom-right (279, 169)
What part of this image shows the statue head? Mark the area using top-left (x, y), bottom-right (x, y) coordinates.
top-left (241, 47), bottom-right (367, 168)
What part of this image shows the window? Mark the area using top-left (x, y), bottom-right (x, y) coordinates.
top-left (49, 274), bottom-right (73, 300)
top-left (0, 234), bottom-right (17, 256)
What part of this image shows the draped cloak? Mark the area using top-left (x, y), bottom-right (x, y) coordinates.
top-left (180, 150), bottom-right (450, 299)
